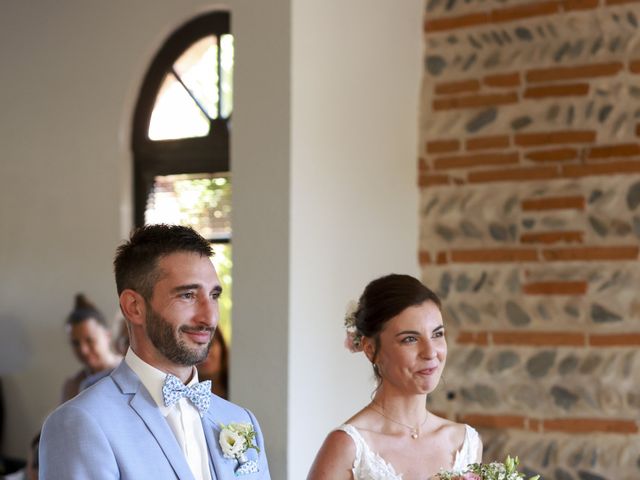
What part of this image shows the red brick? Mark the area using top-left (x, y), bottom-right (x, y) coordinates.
top-left (419, 174), bottom-right (451, 187)
top-left (527, 419), bottom-right (542, 432)
top-left (587, 143), bottom-right (640, 159)
top-left (607, 0), bottom-right (640, 5)
top-left (524, 83), bottom-right (589, 98)
top-left (418, 251), bottom-right (431, 265)
top-left (543, 418), bottom-right (638, 434)
top-left (492, 331), bottom-right (585, 346)
top-left (526, 62), bottom-right (624, 83)
top-left (523, 281), bottom-right (587, 295)
top-left (436, 251), bottom-right (448, 264)
top-left (418, 157), bottom-right (428, 172)
top-left (491, 1), bottom-right (559, 23)
top-left (466, 135), bottom-right (510, 151)
top-left (456, 331), bottom-right (489, 345)
top-left (434, 152), bottom-right (519, 170)
top-left (426, 139), bottom-right (460, 154)
top-left (631, 60), bottom-right (640, 74)
top-left (525, 148), bottom-right (578, 162)
top-left (459, 413), bottom-right (526, 429)
top-left (521, 196), bottom-right (585, 211)
top-left (468, 166), bottom-right (558, 183)
top-left (542, 246), bottom-right (639, 261)
top-left (520, 231), bottom-right (584, 244)
top-left (435, 79), bottom-right (481, 95)
top-left (451, 248), bottom-right (538, 263)
top-left (424, 12), bottom-right (490, 32)
top-left (515, 130), bottom-right (596, 146)
top-left (563, 161), bottom-right (640, 177)
top-left (589, 333), bottom-right (640, 346)
top-left (433, 92), bottom-right (518, 110)
top-left (563, 0), bottom-right (599, 10)
top-left (483, 72), bottom-right (520, 88)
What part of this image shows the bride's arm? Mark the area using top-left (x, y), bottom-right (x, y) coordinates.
top-left (307, 430), bottom-right (355, 480)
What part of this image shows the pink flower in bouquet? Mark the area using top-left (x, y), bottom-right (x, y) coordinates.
top-left (458, 473), bottom-right (481, 480)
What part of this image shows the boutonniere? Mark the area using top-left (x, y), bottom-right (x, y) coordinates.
top-left (218, 422), bottom-right (260, 475)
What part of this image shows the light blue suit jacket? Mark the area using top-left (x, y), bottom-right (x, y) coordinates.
top-left (40, 362), bottom-right (270, 479)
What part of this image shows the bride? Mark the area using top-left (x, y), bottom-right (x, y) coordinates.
top-left (307, 274), bottom-right (482, 480)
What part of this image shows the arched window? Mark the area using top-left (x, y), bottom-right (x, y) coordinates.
top-left (131, 11), bottom-right (233, 351)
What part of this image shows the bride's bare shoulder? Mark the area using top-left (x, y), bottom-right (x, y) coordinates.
top-left (307, 428), bottom-right (356, 480)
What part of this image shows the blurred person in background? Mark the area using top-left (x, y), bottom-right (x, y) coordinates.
top-left (197, 328), bottom-right (229, 399)
top-left (61, 293), bottom-right (121, 402)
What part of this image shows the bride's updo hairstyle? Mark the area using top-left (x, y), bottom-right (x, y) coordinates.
top-left (354, 274), bottom-right (441, 380)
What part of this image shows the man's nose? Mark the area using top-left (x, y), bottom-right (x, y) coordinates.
top-left (198, 295), bottom-right (219, 327)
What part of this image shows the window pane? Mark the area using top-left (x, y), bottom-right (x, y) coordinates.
top-left (174, 36), bottom-right (220, 120)
top-left (220, 34), bottom-right (234, 118)
top-left (144, 173), bottom-right (231, 240)
top-left (148, 73), bottom-right (210, 141)
top-left (211, 243), bottom-right (232, 343)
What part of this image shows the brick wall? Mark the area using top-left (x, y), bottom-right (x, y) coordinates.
top-left (419, 1), bottom-right (640, 479)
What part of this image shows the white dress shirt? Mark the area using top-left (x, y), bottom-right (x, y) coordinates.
top-left (125, 349), bottom-right (213, 480)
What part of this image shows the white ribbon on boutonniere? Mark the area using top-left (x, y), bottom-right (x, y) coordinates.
top-left (218, 422), bottom-right (260, 476)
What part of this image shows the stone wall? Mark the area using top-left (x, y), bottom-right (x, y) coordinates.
top-left (419, 1), bottom-right (640, 479)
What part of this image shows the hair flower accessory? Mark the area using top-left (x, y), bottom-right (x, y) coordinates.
top-left (344, 300), bottom-right (363, 353)
top-left (218, 422), bottom-right (260, 475)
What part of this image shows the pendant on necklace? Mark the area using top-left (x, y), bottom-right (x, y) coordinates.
top-left (411, 430), bottom-right (418, 439)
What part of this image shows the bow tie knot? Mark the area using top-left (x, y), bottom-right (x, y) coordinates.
top-left (162, 373), bottom-right (211, 416)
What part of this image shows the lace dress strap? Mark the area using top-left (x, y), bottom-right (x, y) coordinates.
top-left (337, 424), bottom-right (364, 462)
top-left (336, 424), bottom-right (403, 480)
top-left (451, 424), bottom-right (481, 472)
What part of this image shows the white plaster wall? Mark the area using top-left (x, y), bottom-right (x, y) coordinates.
top-left (288, 0), bottom-right (424, 477)
top-left (230, 0), bottom-right (290, 477)
top-left (0, 1), bottom-right (422, 478)
top-left (0, 4), bottom-right (291, 479)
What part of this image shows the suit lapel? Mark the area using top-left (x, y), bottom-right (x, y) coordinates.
top-left (202, 407), bottom-right (234, 480)
top-left (112, 363), bottom-right (195, 480)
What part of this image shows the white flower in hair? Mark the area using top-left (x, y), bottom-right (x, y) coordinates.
top-left (343, 300), bottom-right (363, 353)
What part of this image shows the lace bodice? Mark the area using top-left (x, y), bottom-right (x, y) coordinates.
top-left (337, 423), bottom-right (481, 480)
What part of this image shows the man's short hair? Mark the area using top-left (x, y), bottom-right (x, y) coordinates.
top-left (114, 224), bottom-right (213, 300)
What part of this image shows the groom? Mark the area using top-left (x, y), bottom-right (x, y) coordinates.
top-left (40, 224), bottom-right (270, 479)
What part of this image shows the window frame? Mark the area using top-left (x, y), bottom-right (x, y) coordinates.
top-left (131, 11), bottom-right (231, 229)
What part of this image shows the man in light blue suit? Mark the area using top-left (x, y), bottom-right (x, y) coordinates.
top-left (40, 224), bottom-right (271, 479)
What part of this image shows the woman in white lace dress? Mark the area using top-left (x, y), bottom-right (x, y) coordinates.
top-left (308, 274), bottom-right (482, 480)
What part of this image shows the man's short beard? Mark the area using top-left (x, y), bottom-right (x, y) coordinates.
top-left (145, 304), bottom-right (213, 366)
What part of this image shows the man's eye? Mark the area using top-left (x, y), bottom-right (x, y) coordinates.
top-left (211, 291), bottom-right (221, 300)
top-left (433, 330), bottom-right (445, 338)
top-left (180, 292), bottom-right (195, 299)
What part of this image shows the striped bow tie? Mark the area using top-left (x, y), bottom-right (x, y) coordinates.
top-left (162, 373), bottom-right (211, 416)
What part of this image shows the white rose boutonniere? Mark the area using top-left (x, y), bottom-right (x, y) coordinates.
top-left (218, 422), bottom-right (260, 461)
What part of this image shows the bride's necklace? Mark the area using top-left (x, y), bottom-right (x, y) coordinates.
top-left (369, 402), bottom-right (428, 440)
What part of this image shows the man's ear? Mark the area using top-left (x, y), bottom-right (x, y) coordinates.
top-left (119, 290), bottom-right (146, 327)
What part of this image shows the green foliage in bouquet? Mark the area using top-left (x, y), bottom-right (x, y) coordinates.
top-left (435, 455), bottom-right (540, 480)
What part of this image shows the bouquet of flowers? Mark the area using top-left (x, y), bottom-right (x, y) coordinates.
top-left (434, 455), bottom-right (540, 480)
